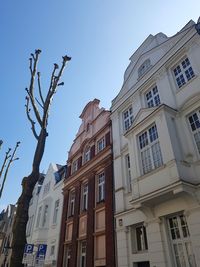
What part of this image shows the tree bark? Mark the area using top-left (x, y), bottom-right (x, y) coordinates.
top-left (10, 129), bottom-right (47, 267)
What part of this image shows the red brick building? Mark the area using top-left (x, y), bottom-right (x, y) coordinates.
top-left (57, 99), bottom-right (115, 267)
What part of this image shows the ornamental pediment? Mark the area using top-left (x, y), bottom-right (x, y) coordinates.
top-left (132, 107), bottom-right (157, 128)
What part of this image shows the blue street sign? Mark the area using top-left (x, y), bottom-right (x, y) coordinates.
top-left (24, 244), bottom-right (34, 254)
top-left (36, 244), bottom-right (47, 259)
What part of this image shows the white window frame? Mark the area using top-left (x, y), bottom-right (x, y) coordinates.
top-left (72, 159), bottom-right (78, 174)
top-left (81, 183), bottom-right (88, 211)
top-left (123, 106), bottom-right (134, 131)
top-left (64, 246), bottom-right (71, 267)
top-left (43, 181), bottom-right (51, 196)
top-left (138, 59), bottom-right (151, 78)
top-left (80, 240), bottom-right (86, 267)
top-left (131, 224), bottom-right (148, 253)
top-left (50, 245), bottom-right (55, 257)
top-left (97, 137), bottom-right (105, 152)
top-left (42, 204), bottom-right (48, 227)
top-left (173, 57), bottom-right (195, 89)
top-left (138, 124), bottom-right (163, 175)
top-left (26, 215), bottom-right (34, 236)
top-left (52, 199), bottom-right (59, 224)
top-left (68, 191), bottom-right (75, 217)
top-left (125, 154), bottom-right (132, 192)
top-left (145, 85), bottom-right (161, 108)
top-left (167, 214), bottom-right (196, 267)
top-left (84, 147), bottom-right (90, 163)
top-left (36, 206), bottom-right (42, 228)
top-left (188, 109), bottom-right (200, 154)
top-left (97, 172), bottom-right (105, 203)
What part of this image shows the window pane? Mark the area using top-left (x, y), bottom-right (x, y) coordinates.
top-left (149, 125), bottom-right (158, 142)
top-left (151, 142), bottom-right (163, 168)
top-left (123, 107), bottom-right (133, 130)
top-left (174, 58), bottom-right (195, 88)
top-left (185, 242), bottom-right (196, 267)
top-left (141, 148), bottom-right (152, 174)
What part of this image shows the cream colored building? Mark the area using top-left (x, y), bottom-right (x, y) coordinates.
top-left (111, 18), bottom-right (200, 267)
top-left (26, 163), bottom-right (65, 267)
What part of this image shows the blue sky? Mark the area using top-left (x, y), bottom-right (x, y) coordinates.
top-left (0, 0), bottom-right (199, 208)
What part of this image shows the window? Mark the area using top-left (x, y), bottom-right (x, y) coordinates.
top-left (145, 86), bottom-right (160, 108)
top-left (43, 181), bottom-right (50, 196)
top-left (81, 184), bottom-right (88, 211)
top-left (84, 147), bottom-right (90, 163)
top-left (36, 206), bottom-right (42, 228)
top-left (26, 215), bottom-right (34, 236)
top-left (131, 224), bottom-right (148, 252)
top-left (50, 245), bottom-right (55, 257)
top-left (173, 57), bottom-right (195, 89)
top-left (125, 154), bottom-right (132, 192)
top-left (42, 205), bottom-right (48, 227)
top-left (139, 124), bottom-right (163, 174)
top-left (72, 159), bottom-right (78, 174)
top-left (123, 106), bottom-right (134, 131)
top-left (97, 172), bottom-right (105, 203)
top-left (168, 214), bottom-right (196, 267)
top-left (64, 246), bottom-right (71, 267)
top-left (138, 59), bottom-right (151, 78)
top-left (80, 241), bottom-right (86, 267)
top-left (68, 192), bottom-right (75, 217)
top-left (53, 200), bottom-right (59, 224)
top-left (97, 137), bottom-right (105, 152)
top-left (188, 110), bottom-right (200, 154)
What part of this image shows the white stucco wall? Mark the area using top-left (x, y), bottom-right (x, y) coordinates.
top-left (111, 19), bottom-right (200, 267)
top-left (26, 163), bottom-right (64, 267)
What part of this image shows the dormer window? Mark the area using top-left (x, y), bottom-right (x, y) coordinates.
top-left (138, 59), bottom-right (151, 78)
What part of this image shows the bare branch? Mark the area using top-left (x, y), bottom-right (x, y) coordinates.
top-left (37, 72), bottom-right (45, 106)
top-left (35, 97), bottom-right (44, 109)
top-left (0, 141), bottom-right (20, 198)
top-left (25, 96), bottom-right (39, 140)
top-left (0, 140), bottom-right (3, 150)
top-left (31, 53), bottom-right (35, 61)
top-left (48, 63), bottom-right (58, 93)
top-left (28, 49), bottom-right (43, 127)
top-left (29, 58), bottom-right (33, 75)
top-left (0, 148), bottom-right (11, 180)
top-left (58, 82), bottom-right (64, 86)
top-left (42, 55), bottom-right (71, 128)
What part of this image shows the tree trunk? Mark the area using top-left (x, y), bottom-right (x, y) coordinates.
top-left (10, 129), bottom-right (47, 267)
top-left (10, 173), bottom-right (37, 267)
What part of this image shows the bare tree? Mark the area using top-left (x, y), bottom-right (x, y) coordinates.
top-left (0, 141), bottom-right (20, 198)
top-left (10, 49), bottom-right (71, 267)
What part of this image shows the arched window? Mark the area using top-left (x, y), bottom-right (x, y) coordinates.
top-left (138, 59), bottom-right (151, 78)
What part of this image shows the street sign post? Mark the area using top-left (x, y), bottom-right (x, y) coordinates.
top-left (35, 244), bottom-right (47, 267)
top-left (22, 244), bottom-right (34, 265)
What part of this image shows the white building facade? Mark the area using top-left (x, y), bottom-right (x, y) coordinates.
top-left (26, 163), bottom-right (65, 267)
top-left (111, 19), bottom-right (200, 267)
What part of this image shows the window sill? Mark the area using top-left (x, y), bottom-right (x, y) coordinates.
top-left (67, 215), bottom-right (74, 220)
top-left (137, 164), bottom-right (165, 181)
top-left (80, 209), bottom-right (88, 216)
top-left (132, 250), bottom-right (148, 255)
top-left (97, 199), bottom-right (105, 204)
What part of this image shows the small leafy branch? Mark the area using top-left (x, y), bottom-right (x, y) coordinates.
top-left (0, 140), bottom-right (20, 198)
